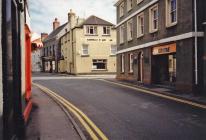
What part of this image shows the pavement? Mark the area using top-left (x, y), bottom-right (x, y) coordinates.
top-left (26, 86), bottom-right (81, 140)
top-left (34, 78), bottom-right (206, 140)
top-left (107, 79), bottom-right (206, 105)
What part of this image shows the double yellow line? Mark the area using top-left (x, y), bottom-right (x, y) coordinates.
top-left (33, 83), bottom-right (108, 140)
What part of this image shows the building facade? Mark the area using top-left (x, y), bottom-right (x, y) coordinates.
top-left (115, 0), bottom-right (206, 93)
top-left (41, 19), bottom-right (69, 73)
top-left (31, 35), bottom-right (43, 72)
top-left (59, 11), bottom-right (117, 75)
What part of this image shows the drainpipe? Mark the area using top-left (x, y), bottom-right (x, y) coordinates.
top-left (194, 0), bottom-right (198, 85)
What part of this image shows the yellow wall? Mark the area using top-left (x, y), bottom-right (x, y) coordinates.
top-left (60, 25), bottom-right (117, 74)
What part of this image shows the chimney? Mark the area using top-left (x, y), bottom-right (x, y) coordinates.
top-left (68, 9), bottom-right (76, 28)
top-left (41, 33), bottom-right (48, 41)
top-left (53, 18), bottom-right (60, 30)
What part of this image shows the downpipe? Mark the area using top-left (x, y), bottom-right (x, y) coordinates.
top-left (194, 0), bottom-right (198, 89)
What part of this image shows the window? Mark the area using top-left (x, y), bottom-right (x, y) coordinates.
top-left (121, 54), bottom-right (125, 73)
top-left (127, 0), bottom-right (133, 11)
top-left (92, 59), bottom-right (107, 70)
top-left (111, 45), bottom-right (117, 55)
top-left (166, 0), bottom-right (177, 27)
top-left (127, 19), bottom-right (133, 41)
top-left (129, 53), bottom-right (134, 73)
top-left (137, 0), bottom-right (143, 4)
top-left (119, 2), bottom-right (125, 17)
top-left (120, 25), bottom-right (125, 44)
top-left (137, 13), bottom-right (144, 37)
top-left (149, 4), bottom-right (158, 33)
top-left (103, 26), bottom-right (111, 35)
top-left (82, 44), bottom-right (89, 55)
top-left (85, 26), bottom-right (97, 35)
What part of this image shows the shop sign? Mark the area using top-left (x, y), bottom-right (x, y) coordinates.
top-left (153, 43), bottom-right (176, 55)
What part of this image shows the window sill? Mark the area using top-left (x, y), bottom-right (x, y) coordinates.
top-left (120, 72), bottom-right (125, 74)
top-left (85, 34), bottom-right (98, 36)
top-left (120, 42), bottom-right (124, 45)
top-left (137, 1), bottom-right (143, 5)
top-left (128, 72), bottom-right (134, 75)
top-left (110, 54), bottom-right (116, 57)
top-left (127, 8), bottom-right (132, 13)
top-left (149, 29), bottom-right (158, 34)
top-left (81, 55), bottom-right (90, 57)
top-left (102, 34), bottom-right (111, 37)
top-left (166, 22), bottom-right (177, 28)
top-left (137, 34), bottom-right (144, 39)
top-left (92, 69), bottom-right (108, 71)
top-left (128, 38), bottom-right (133, 42)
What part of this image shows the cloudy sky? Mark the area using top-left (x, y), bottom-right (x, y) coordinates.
top-left (29, 0), bottom-right (117, 34)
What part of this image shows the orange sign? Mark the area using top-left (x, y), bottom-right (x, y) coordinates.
top-left (153, 43), bottom-right (176, 55)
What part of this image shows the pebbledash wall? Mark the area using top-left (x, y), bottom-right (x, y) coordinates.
top-left (115, 0), bottom-right (205, 93)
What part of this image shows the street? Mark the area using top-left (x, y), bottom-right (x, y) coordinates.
top-left (33, 75), bottom-right (206, 140)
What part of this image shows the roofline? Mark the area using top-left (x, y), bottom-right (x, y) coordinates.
top-left (114, 0), bottom-right (123, 6)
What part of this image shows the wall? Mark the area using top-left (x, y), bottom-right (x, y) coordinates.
top-left (75, 26), bottom-right (117, 74)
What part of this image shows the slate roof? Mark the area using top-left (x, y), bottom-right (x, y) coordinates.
top-left (79, 15), bottom-right (114, 27)
top-left (43, 22), bottom-right (68, 43)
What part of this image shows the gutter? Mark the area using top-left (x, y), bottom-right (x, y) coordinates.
top-left (194, 0), bottom-right (198, 85)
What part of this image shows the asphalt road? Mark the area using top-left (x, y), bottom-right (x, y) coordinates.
top-left (34, 78), bottom-right (206, 140)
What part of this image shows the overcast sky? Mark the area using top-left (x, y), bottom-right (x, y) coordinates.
top-left (29, 0), bottom-right (117, 34)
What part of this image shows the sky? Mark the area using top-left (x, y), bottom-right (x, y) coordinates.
top-left (29, 0), bottom-right (117, 34)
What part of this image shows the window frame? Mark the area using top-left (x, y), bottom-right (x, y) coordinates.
top-left (166, 0), bottom-right (177, 27)
top-left (121, 54), bottom-right (125, 73)
top-left (149, 4), bottom-right (159, 33)
top-left (92, 59), bottom-right (107, 70)
top-left (82, 45), bottom-right (89, 56)
top-left (119, 2), bottom-right (125, 17)
top-left (120, 24), bottom-right (125, 44)
top-left (127, 0), bottom-right (133, 12)
top-left (137, 12), bottom-right (144, 38)
top-left (110, 45), bottom-right (117, 56)
top-left (103, 26), bottom-right (111, 35)
top-left (85, 25), bottom-right (98, 35)
top-left (129, 53), bottom-right (134, 73)
top-left (127, 19), bottom-right (133, 41)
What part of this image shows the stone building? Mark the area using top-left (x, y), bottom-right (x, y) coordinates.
top-left (41, 18), bottom-right (69, 72)
top-left (115, 0), bottom-right (206, 93)
top-left (59, 10), bottom-right (117, 74)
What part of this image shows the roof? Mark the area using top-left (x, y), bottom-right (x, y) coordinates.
top-left (80, 15), bottom-right (114, 27)
top-left (43, 22), bottom-right (68, 43)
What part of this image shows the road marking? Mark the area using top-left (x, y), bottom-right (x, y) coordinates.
top-left (98, 79), bottom-right (206, 110)
top-left (33, 83), bottom-right (108, 140)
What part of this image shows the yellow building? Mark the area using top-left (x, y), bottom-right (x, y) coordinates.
top-left (59, 10), bottom-right (117, 75)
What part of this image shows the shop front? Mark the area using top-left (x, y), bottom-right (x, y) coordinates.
top-left (152, 43), bottom-right (177, 86)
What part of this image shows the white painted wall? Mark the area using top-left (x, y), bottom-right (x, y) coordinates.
top-left (32, 49), bottom-right (41, 72)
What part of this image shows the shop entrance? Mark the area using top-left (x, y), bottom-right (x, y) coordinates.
top-left (152, 43), bottom-right (176, 86)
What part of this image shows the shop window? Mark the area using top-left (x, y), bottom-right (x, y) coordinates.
top-left (166, 0), bottom-right (177, 27)
top-left (137, 12), bottom-right (144, 37)
top-left (127, 19), bottom-right (133, 41)
top-left (92, 59), bottom-right (107, 70)
top-left (149, 4), bottom-right (158, 33)
top-left (103, 26), bottom-right (111, 35)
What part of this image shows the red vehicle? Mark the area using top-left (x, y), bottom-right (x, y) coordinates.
top-left (1, 0), bottom-right (32, 139)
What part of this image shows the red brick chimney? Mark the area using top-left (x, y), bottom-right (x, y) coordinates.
top-left (53, 18), bottom-right (60, 30)
top-left (41, 33), bottom-right (48, 41)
